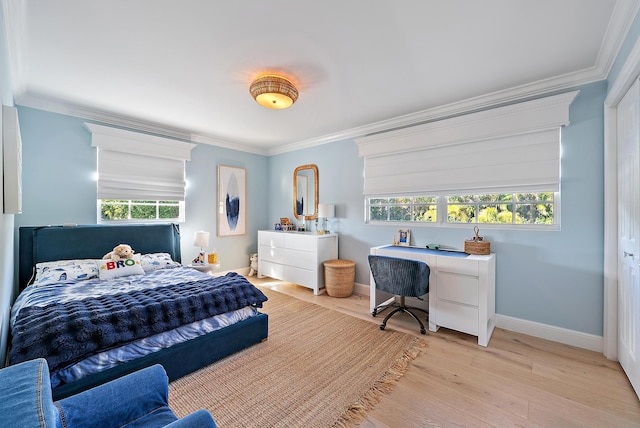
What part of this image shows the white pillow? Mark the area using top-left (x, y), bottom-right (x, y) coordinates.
top-left (97, 255), bottom-right (145, 280)
top-left (140, 252), bottom-right (181, 272)
top-left (35, 259), bottom-right (101, 282)
top-left (33, 261), bottom-right (100, 286)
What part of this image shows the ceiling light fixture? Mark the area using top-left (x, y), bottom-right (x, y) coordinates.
top-left (249, 75), bottom-right (298, 109)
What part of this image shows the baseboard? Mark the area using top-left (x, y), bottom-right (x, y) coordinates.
top-left (495, 314), bottom-right (603, 353)
top-left (353, 282), bottom-right (370, 297)
top-left (353, 282), bottom-right (603, 352)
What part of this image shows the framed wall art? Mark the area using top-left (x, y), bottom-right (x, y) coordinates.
top-left (218, 165), bottom-right (246, 236)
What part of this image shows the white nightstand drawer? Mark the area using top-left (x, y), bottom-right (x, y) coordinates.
top-left (259, 260), bottom-right (284, 280)
top-left (259, 245), bottom-right (285, 264)
top-left (437, 272), bottom-right (479, 306)
top-left (436, 300), bottom-right (479, 336)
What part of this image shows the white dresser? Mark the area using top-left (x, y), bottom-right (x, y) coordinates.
top-left (258, 231), bottom-right (338, 295)
top-left (370, 245), bottom-right (495, 346)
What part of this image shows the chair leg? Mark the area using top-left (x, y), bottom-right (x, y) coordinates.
top-left (379, 298), bottom-right (428, 335)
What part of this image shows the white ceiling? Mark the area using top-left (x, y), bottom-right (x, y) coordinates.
top-left (4, 0), bottom-right (639, 155)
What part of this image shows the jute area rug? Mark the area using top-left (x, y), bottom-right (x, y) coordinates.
top-left (168, 287), bottom-right (425, 427)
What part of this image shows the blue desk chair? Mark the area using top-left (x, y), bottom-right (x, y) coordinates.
top-left (368, 255), bottom-right (430, 334)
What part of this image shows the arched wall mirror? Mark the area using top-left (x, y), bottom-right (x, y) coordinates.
top-left (293, 164), bottom-right (318, 221)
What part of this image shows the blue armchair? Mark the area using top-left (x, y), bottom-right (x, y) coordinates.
top-left (0, 358), bottom-right (216, 428)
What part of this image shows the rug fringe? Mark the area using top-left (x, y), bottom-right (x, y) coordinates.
top-left (333, 336), bottom-right (426, 427)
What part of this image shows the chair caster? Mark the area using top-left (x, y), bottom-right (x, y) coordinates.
top-left (371, 309), bottom-right (377, 317)
top-left (380, 324), bottom-right (386, 331)
top-left (420, 328), bottom-right (426, 335)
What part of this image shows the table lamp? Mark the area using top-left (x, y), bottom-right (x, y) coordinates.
top-left (317, 204), bottom-right (335, 234)
top-left (193, 231), bottom-right (210, 264)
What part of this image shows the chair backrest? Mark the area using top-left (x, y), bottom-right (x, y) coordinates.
top-left (368, 255), bottom-right (430, 297)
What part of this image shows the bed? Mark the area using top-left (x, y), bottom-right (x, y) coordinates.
top-left (11, 223), bottom-right (269, 400)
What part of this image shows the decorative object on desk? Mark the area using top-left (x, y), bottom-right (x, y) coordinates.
top-left (193, 230), bottom-right (209, 264)
top-left (218, 165), bottom-right (246, 236)
top-left (274, 222), bottom-right (282, 231)
top-left (317, 203), bottom-right (335, 234)
top-left (395, 228), bottom-right (411, 246)
top-left (464, 226), bottom-right (491, 255)
top-left (248, 253), bottom-right (258, 276)
top-left (426, 243), bottom-right (440, 250)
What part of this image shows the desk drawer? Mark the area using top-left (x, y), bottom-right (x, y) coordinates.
top-left (437, 257), bottom-right (478, 276)
top-left (437, 272), bottom-right (479, 306)
top-left (436, 300), bottom-right (478, 336)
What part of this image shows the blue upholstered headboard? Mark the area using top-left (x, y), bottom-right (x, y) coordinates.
top-left (18, 224), bottom-right (181, 291)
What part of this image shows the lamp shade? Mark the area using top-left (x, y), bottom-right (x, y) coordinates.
top-left (318, 204), bottom-right (335, 218)
top-left (193, 231), bottom-right (210, 248)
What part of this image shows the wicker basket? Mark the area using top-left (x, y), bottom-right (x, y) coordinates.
top-left (464, 240), bottom-right (491, 255)
top-left (464, 226), bottom-right (491, 255)
top-left (323, 259), bottom-right (356, 298)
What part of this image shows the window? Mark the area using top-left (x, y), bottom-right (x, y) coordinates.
top-left (367, 192), bottom-right (555, 227)
top-left (356, 91), bottom-right (576, 231)
top-left (85, 123), bottom-right (195, 223)
top-left (369, 196), bottom-right (437, 222)
top-left (99, 200), bottom-right (185, 222)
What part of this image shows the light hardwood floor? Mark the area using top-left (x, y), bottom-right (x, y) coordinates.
top-left (246, 276), bottom-right (640, 427)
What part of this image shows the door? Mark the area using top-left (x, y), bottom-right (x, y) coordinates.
top-left (617, 78), bottom-right (640, 398)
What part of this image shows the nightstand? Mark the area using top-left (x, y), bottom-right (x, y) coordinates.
top-left (187, 263), bottom-right (220, 273)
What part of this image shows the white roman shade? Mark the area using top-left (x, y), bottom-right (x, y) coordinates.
top-left (85, 123), bottom-right (196, 201)
top-left (356, 91), bottom-right (579, 197)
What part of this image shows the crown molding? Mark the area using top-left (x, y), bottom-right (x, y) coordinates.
top-left (270, 67), bottom-right (602, 156)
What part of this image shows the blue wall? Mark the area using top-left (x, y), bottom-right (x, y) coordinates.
top-left (15, 107), bottom-right (269, 271)
top-left (269, 81), bottom-right (607, 336)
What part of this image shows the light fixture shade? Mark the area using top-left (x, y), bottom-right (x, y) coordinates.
top-left (193, 231), bottom-right (210, 248)
top-left (318, 204), bottom-right (335, 218)
top-left (250, 75), bottom-right (298, 109)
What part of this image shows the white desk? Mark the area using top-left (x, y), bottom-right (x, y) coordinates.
top-left (370, 245), bottom-right (496, 346)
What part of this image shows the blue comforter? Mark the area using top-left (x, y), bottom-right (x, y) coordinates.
top-left (9, 271), bottom-right (267, 372)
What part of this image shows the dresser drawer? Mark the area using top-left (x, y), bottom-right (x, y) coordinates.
top-left (436, 272), bottom-right (479, 306)
top-left (286, 249), bottom-right (316, 270)
top-left (259, 260), bottom-right (284, 280)
top-left (436, 300), bottom-right (479, 336)
top-left (285, 266), bottom-right (317, 288)
top-left (259, 232), bottom-right (285, 248)
top-left (259, 244), bottom-right (285, 264)
top-left (284, 233), bottom-right (314, 252)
